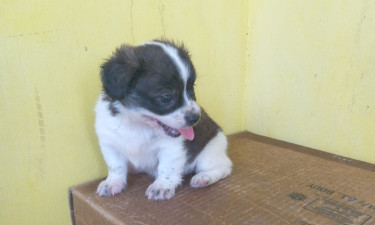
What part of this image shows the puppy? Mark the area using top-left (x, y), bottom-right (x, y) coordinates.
top-left (95, 40), bottom-right (232, 200)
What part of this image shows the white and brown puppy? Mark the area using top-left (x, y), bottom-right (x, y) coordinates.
top-left (95, 40), bottom-right (232, 201)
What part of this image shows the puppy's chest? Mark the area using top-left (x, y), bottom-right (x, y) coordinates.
top-left (117, 124), bottom-right (158, 151)
top-left (115, 123), bottom-right (161, 165)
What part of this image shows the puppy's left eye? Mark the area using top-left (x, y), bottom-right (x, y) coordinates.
top-left (159, 94), bottom-right (174, 104)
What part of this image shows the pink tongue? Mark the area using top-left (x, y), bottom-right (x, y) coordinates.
top-left (178, 127), bottom-right (194, 141)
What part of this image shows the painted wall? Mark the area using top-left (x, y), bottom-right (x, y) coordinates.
top-left (246, 0), bottom-right (375, 163)
top-left (2, 0), bottom-right (375, 224)
top-left (0, 0), bottom-right (247, 224)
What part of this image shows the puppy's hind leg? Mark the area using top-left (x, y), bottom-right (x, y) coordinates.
top-left (190, 132), bottom-right (232, 188)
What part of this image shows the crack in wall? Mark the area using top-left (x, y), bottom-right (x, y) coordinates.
top-left (159, 0), bottom-right (166, 37)
top-left (130, 0), bottom-right (135, 43)
top-left (32, 88), bottom-right (46, 179)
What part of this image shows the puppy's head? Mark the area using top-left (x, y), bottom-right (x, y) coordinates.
top-left (101, 40), bottom-right (201, 140)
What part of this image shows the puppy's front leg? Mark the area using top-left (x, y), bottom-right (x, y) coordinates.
top-left (145, 145), bottom-right (185, 201)
top-left (97, 147), bottom-right (128, 197)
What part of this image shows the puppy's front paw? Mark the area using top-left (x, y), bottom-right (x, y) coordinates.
top-left (97, 179), bottom-right (126, 197)
top-left (145, 182), bottom-right (176, 201)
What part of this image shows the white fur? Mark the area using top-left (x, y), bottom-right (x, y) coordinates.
top-left (95, 94), bottom-right (232, 200)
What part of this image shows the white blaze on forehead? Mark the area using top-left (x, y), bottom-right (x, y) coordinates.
top-left (143, 41), bottom-right (190, 84)
top-left (143, 41), bottom-right (200, 113)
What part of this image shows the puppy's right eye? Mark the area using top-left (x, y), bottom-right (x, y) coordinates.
top-left (159, 94), bottom-right (174, 104)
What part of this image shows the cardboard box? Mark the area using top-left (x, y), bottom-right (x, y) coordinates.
top-left (69, 132), bottom-right (375, 225)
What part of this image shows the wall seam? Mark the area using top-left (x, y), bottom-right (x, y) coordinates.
top-left (243, 0), bottom-right (253, 132)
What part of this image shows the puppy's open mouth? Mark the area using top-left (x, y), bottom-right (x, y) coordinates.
top-left (146, 116), bottom-right (195, 141)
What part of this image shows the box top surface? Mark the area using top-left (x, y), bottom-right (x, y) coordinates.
top-left (70, 132), bottom-right (375, 225)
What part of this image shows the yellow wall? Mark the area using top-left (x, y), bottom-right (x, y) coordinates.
top-left (2, 0), bottom-right (375, 224)
top-left (246, 0), bottom-right (375, 164)
top-left (0, 0), bottom-right (247, 224)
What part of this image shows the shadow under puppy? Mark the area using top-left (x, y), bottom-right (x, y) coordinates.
top-left (95, 40), bottom-right (232, 201)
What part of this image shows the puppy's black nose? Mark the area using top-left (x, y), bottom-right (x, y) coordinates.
top-left (185, 113), bottom-right (200, 126)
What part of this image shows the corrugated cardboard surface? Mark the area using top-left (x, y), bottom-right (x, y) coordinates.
top-left (70, 132), bottom-right (375, 225)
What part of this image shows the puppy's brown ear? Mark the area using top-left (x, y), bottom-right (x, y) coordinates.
top-left (100, 45), bottom-right (139, 100)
